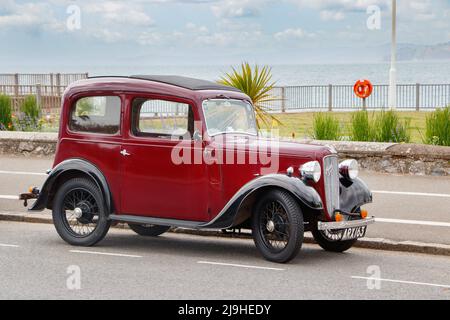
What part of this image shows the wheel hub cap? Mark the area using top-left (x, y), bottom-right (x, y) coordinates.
top-left (74, 207), bottom-right (83, 219)
top-left (266, 220), bottom-right (275, 233)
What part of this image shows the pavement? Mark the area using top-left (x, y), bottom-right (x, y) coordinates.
top-left (0, 221), bottom-right (449, 300)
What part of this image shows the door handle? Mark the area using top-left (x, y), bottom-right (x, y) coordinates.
top-left (120, 149), bottom-right (131, 157)
top-left (204, 148), bottom-right (214, 158)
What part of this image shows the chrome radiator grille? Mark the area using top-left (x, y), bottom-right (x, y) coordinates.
top-left (323, 156), bottom-right (340, 216)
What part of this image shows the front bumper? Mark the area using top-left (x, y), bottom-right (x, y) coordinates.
top-left (317, 217), bottom-right (375, 231)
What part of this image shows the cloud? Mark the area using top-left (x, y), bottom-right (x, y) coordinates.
top-left (186, 22), bottom-right (209, 34)
top-left (83, 1), bottom-right (154, 27)
top-left (0, 1), bottom-right (63, 31)
top-left (137, 31), bottom-right (162, 45)
top-left (288, 0), bottom-right (388, 11)
top-left (1, 0), bottom-right (449, 59)
top-left (400, 0), bottom-right (436, 22)
top-left (183, 20), bottom-right (263, 47)
top-left (320, 10), bottom-right (345, 21)
top-left (211, 0), bottom-right (265, 18)
top-left (286, 0), bottom-right (445, 23)
top-left (91, 29), bottom-right (126, 43)
top-left (287, 0), bottom-right (388, 20)
top-left (274, 28), bottom-right (315, 41)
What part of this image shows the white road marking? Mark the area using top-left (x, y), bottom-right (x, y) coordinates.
top-left (70, 250), bottom-right (142, 258)
top-left (373, 190), bottom-right (450, 198)
top-left (0, 243), bottom-right (20, 248)
top-left (352, 276), bottom-right (450, 289)
top-left (375, 218), bottom-right (450, 228)
top-left (197, 261), bottom-right (285, 271)
top-left (0, 195), bottom-right (19, 200)
top-left (0, 170), bottom-right (47, 176)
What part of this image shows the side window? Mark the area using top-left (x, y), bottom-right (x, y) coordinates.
top-left (70, 96), bottom-right (121, 134)
top-left (131, 98), bottom-right (194, 139)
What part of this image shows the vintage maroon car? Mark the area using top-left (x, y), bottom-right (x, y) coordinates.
top-left (21, 75), bottom-right (374, 263)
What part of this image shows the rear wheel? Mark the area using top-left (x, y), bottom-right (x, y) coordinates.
top-left (128, 224), bottom-right (170, 237)
top-left (252, 190), bottom-right (304, 263)
top-left (52, 178), bottom-right (111, 246)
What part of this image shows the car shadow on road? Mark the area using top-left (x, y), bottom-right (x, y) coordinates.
top-left (94, 231), bottom-right (359, 266)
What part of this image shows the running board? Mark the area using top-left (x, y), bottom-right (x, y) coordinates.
top-left (109, 214), bottom-right (205, 229)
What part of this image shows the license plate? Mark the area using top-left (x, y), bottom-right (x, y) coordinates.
top-left (341, 226), bottom-right (367, 241)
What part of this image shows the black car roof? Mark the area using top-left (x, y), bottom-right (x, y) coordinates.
top-left (125, 75), bottom-right (242, 92)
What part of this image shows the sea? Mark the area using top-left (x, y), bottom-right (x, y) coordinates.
top-left (4, 61), bottom-right (450, 85)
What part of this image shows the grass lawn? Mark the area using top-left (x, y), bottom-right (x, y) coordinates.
top-left (35, 111), bottom-right (430, 144)
top-left (265, 111), bottom-right (428, 143)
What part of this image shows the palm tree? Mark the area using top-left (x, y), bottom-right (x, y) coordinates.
top-left (218, 62), bottom-right (281, 128)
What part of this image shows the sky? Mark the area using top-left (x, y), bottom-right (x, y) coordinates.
top-left (0, 0), bottom-right (450, 71)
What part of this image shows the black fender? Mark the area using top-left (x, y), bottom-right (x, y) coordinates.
top-left (203, 174), bottom-right (323, 229)
top-left (29, 158), bottom-right (113, 214)
top-left (339, 177), bottom-right (373, 213)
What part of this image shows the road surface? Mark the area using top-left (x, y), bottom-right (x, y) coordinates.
top-left (0, 155), bottom-right (449, 245)
top-left (0, 221), bottom-right (449, 300)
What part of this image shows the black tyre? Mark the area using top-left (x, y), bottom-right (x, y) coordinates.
top-left (128, 224), bottom-right (170, 237)
top-left (52, 178), bottom-right (111, 246)
top-left (311, 229), bottom-right (357, 253)
top-left (312, 209), bottom-right (361, 253)
top-left (252, 189), bottom-right (304, 263)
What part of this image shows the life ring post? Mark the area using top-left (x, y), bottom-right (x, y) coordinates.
top-left (353, 79), bottom-right (373, 111)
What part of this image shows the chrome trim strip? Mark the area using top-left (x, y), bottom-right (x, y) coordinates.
top-left (317, 217), bottom-right (375, 231)
top-left (109, 214), bottom-right (204, 229)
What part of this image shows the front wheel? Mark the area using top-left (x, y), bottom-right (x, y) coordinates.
top-left (312, 208), bottom-right (361, 253)
top-left (52, 178), bottom-right (111, 246)
top-left (311, 229), bottom-right (357, 253)
top-left (128, 224), bottom-right (170, 237)
top-left (252, 190), bottom-right (304, 263)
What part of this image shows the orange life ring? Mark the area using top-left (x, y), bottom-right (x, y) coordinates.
top-left (353, 79), bottom-right (373, 99)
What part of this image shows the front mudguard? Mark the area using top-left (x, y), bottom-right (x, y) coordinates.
top-left (339, 177), bottom-right (373, 213)
top-left (204, 174), bottom-right (323, 229)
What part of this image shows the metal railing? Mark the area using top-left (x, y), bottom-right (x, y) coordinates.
top-left (0, 84), bottom-right (66, 114)
top-left (265, 84), bottom-right (450, 112)
top-left (0, 73), bottom-right (88, 87)
top-left (0, 73), bottom-right (88, 114)
top-left (0, 84), bottom-right (67, 96)
top-left (0, 76), bottom-right (449, 114)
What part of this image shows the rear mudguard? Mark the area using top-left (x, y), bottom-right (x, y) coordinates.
top-left (204, 174), bottom-right (323, 229)
top-left (29, 159), bottom-right (113, 213)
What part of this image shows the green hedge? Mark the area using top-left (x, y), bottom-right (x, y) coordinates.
top-left (0, 94), bottom-right (12, 130)
top-left (424, 107), bottom-right (450, 146)
top-left (312, 112), bottom-right (342, 141)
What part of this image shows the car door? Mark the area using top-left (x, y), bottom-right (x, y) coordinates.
top-left (56, 94), bottom-right (124, 214)
top-left (120, 95), bottom-right (209, 222)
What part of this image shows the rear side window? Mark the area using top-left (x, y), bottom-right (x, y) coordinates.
top-left (70, 96), bottom-right (121, 134)
top-left (131, 98), bottom-right (194, 139)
